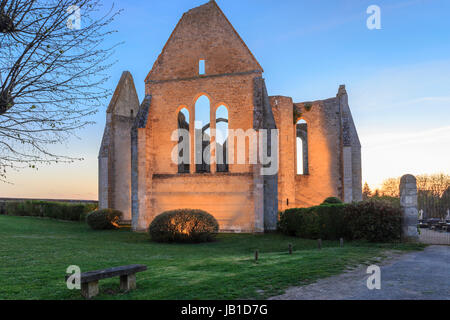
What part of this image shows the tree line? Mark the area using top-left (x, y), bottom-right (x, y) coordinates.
top-left (363, 173), bottom-right (450, 219)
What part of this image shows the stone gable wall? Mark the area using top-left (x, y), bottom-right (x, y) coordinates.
top-left (146, 1), bottom-right (262, 83)
top-left (98, 72), bottom-right (140, 220)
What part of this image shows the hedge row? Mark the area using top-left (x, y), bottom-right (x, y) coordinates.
top-left (345, 200), bottom-right (402, 242)
top-left (3, 200), bottom-right (97, 221)
top-left (278, 200), bottom-right (402, 242)
top-left (278, 203), bottom-right (349, 240)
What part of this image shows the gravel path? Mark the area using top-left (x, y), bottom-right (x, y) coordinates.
top-left (269, 245), bottom-right (450, 300)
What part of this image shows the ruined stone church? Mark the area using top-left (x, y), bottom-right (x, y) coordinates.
top-left (99, 1), bottom-right (362, 233)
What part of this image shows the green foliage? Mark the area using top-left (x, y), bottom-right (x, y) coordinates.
top-left (0, 202), bottom-right (6, 215)
top-left (279, 199), bottom-right (403, 243)
top-left (344, 200), bottom-right (402, 242)
top-left (279, 204), bottom-right (349, 240)
top-left (3, 200), bottom-right (97, 221)
top-left (362, 182), bottom-right (372, 200)
top-left (370, 195), bottom-right (400, 208)
top-left (86, 209), bottom-right (122, 230)
top-left (149, 209), bottom-right (219, 243)
top-left (293, 107), bottom-right (303, 124)
top-left (321, 197), bottom-right (343, 205)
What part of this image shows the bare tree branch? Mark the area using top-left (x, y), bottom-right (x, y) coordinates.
top-left (0, 0), bottom-right (121, 182)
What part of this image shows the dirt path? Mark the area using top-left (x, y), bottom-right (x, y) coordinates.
top-left (269, 245), bottom-right (450, 300)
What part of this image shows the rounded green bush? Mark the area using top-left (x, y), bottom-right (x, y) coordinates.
top-left (149, 209), bottom-right (219, 243)
top-left (321, 197), bottom-right (343, 205)
top-left (86, 209), bottom-right (122, 230)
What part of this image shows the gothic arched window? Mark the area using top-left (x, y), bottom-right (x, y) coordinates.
top-left (177, 108), bottom-right (190, 173)
top-left (296, 119), bottom-right (309, 175)
top-left (195, 95), bottom-right (211, 173)
top-left (216, 105), bottom-right (229, 172)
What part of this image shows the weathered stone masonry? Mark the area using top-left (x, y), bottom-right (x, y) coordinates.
top-left (98, 1), bottom-right (362, 232)
top-left (99, 71), bottom-right (140, 221)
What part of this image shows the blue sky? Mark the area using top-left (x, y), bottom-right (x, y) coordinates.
top-left (2, 0), bottom-right (449, 199)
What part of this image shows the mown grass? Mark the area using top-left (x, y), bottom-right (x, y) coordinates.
top-left (0, 215), bottom-right (425, 300)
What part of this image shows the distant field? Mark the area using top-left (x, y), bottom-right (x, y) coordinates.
top-left (0, 215), bottom-right (425, 300)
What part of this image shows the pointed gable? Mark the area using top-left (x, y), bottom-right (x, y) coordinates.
top-left (107, 71), bottom-right (140, 117)
top-left (146, 1), bottom-right (263, 83)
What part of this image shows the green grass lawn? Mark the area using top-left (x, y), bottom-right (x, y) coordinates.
top-left (0, 215), bottom-right (425, 300)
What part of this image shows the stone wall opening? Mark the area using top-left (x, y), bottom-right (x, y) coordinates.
top-left (178, 108), bottom-right (190, 173)
top-left (199, 59), bottom-right (205, 75)
top-left (195, 95), bottom-right (211, 173)
top-left (296, 119), bottom-right (309, 175)
top-left (216, 105), bottom-right (229, 172)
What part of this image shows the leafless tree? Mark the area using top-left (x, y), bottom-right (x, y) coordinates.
top-left (416, 173), bottom-right (449, 197)
top-left (378, 173), bottom-right (450, 218)
top-left (380, 177), bottom-right (401, 197)
top-left (416, 173), bottom-right (450, 219)
top-left (379, 174), bottom-right (449, 198)
top-left (0, 0), bottom-right (120, 182)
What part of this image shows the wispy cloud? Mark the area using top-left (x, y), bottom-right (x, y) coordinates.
top-left (362, 126), bottom-right (450, 150)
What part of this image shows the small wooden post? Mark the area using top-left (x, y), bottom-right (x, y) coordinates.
top-left (318, 239), bottom-right (322, 250)
top-left (81, 281), bottom-right (99, 299)
top-left (288, 243), bottom-right (293, 255)
top-left (120, 274), bottom-right (136, 291)
top-left (255, 250), bottom-right (259, 262)
top-left (340, 238), bottom-right (344, 247)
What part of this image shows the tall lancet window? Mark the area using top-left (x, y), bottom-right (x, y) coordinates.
top-left (195, 95), bottom-right (211, 173)
top-left (296, 119), bottom-right (309, 175)
top-left (216, 105), bottom-right (229, 173)
top-left (178, 108), bottom-right (190, 173)
top-left (199, 59), bottom-right (206, 75)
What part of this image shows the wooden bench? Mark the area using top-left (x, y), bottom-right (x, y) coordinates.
top-left (66, 264), bottom-right (147, 299)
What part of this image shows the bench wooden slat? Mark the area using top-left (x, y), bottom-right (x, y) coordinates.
top-left (65, 264), bottom-right (147, 283)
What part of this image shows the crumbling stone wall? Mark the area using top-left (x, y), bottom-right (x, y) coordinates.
top-left (254, 77), bottom-right (278, 231)
top-left (145, 2), bottom-right (263, 83)
top-left (270, 95), bottom-right (296, 212)
top-left (131, 1), bottom-right (273, 232)
top-left (98, 71), bottom-right (140, 220)
top-left (98, 1), bottom-right (362, 232)
top-left (272, 85), bottom-right (362, 210)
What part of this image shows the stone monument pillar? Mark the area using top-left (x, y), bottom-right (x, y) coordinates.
top-left (399, 174), bottom-right (419, 241)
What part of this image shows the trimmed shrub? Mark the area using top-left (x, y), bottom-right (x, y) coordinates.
top-left (4, 200), bottom-right (97, 221)
top-left (370, 195), bottom-right (400, 208)
top-left (0, 201), bottom-right (5, 215)
top-left (86, 209), bottom-right (122, 230)
top-left (279, 199), bottom-right (403, 243)
top-left (279, 204), bottom-right (349, 240)
top-left (5, 201), bottom-right (27, 216)
top-left (149, 209), bottom-right (219, 243)
top-left (321, 197), bottom-right (343, 205)
top-left (344, 200), bottom-right (402, 242)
